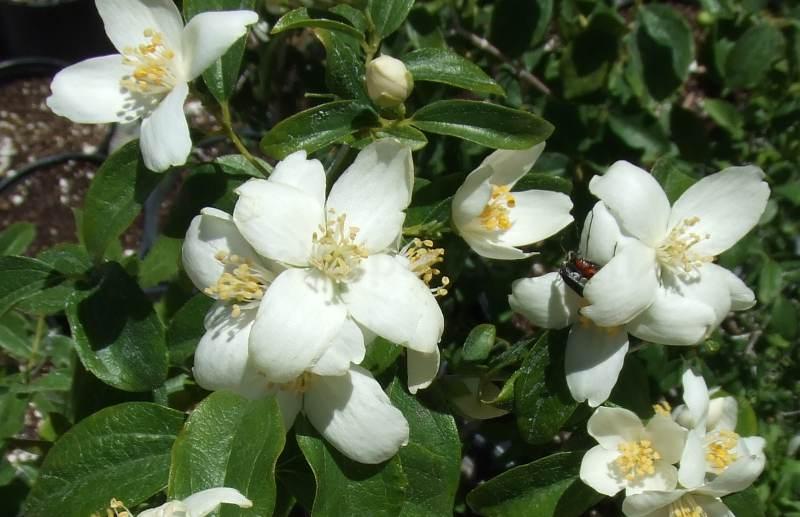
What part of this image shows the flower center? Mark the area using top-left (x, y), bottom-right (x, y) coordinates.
top-left (657, 216), bottom-right (713, 274)
top-left (120, 29), bottom-right (177, 95)
top-left (270, 372), bottom-right (314, 394)
top-left (92, 498), bottom-right (133, 517)
top-left (479, 184), bottom-right (516, 231)
top-left (705, 429), bottom-right (739, 471)
top-left (670, 497), bottom-right (707, 517)
top-left (205, 251), bottom-right (271, 317)
top-left (652, 400), bottom-right (672, 417)
top-left (400, 238), bottom-right (450, 297)
top-left (310, 210), bottom-right (369, 283)
top-left (616, 439), bottom-right (661, 481)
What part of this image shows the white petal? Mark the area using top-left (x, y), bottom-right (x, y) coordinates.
top-left (682, 369), bottom-right (710, 430)
top-left (622, 490), bottom-right (686, 517)
top-left (343, 254), bottom-right (440, 353)
top-left (565, 323), bottom-right (629, 407)
top-left (139, 82), bottom-right (191, 171)
top-left (694, 496), bottom-right (734, 517)
top-left (407, 348), bottom-right (440, 394)
top-left (193, 307), bottom-right (271, 399)
top-left (645, 415), bottom-right (687, 465)
top-left (310, 317), bottom-right (366, 377)
top-left (581, 240), bottom-right (659, 327)
top-left (508, 272), bottom-right (581, 329)
top-left (182, 208), bottom-right (263, 292)
top-left (96, 0), bottom-right (184, 55)
top-left (699, 451), bottom-right (766, 497)
top-left (587, 406), bottom-right (645, 450)
top-left (668, 166), bottom-right (769, 256)
top-left (460, 230), bottom-right (531, 260)
top-left (452, 174), bottom-right (492, 232)
top-left (496, 190), bottom-right (574, 247)
top-left (579, 201), bottom-right (636, 265)
top-left (248, 269), bottom-right (346, 383)
top-left (678, 428), bottom-right (708, 489)
top-left (182, 10), bottom-right (259, 80)
top-left (707, 396), bottom-right (738, 432)
top-left (579, 446), bottom-right (625, 496)
top-left (233, 179), bottom-right (324, 266)
top-left (268, 150), bottom-right (326, 207)
top-left (275, 390), bottom-right (302, 431)
top-left (626, 286), bottom-right (717, 346)
top-left (46, 55), bottom-right (132, 124)
top-left (484, 143), bottom-right (546, 187)
top-left (326, 140), bottom-right (413, 253)
top-left (626, 461), bottom-right (679, 494)
top-left (589, 161), bottom-right (670, 246)
top-left (664, 265), bottom-right (732, 328)
top-left (182, 487), bottom-right (252, 516)
top-left (722, 269), bottom-right (756, 311)
top-left (304, 366), bottom-right (409, 464)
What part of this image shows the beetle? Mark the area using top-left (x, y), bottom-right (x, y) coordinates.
top-left (559, 251), bottom-right (601, 296)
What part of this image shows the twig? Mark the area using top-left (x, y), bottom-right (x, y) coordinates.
top-left (450, 22), bottom-right (551, 96)
top-left (219, 101), bottom-right (272, 176)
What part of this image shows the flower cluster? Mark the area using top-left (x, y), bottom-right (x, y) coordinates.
top-left (581, 370), bottom-right (766, 516)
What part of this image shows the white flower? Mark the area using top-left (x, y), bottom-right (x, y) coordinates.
top-left (672, 370), bottom-right (766, 490)
top-left (135, 487), bottom-right (251, 517)
top-left (580, 162), bottom-right (769, 329)
top-left (230, 140), bottom-right (443, 385)
top-left (509, 203), bottom-right (715, 407)
top-left (580, 407), bottom-right (687, 497)
top-left (46, 0), bottom-right (258, 171)
top-left (622, 488), bottom-right (733, 517)
top-left (366, 55), bottom-right (414, 108)
top-left (452, 143), bottom-right (574, 260)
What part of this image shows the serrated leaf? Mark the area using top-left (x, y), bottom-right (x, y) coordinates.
top-left (0, 256), bottom-right (61, 316)
top-left (412, 100), bottom-right (553, 149)
top-left (0, 222), bottom-right (35, 256)
top-left (66, 263), bottom-right (168, 392)
top-left (183, 0), bottom-right (257, 102)
top-left (466, 452), bottom-right (600, 517)
top-left (403, 48), bottom-right (504, 95)
top-left (169, 391), bottom-right (285, 516)
top-left (273, 7), bottom-right (363, 39)
top-left (724, 23), bottom-right (786, 89)
top-left (23, 403), bottom-right (184, 517)
top-left (82, 141), bottom-right (161, 261)
top-left (368, 0), bottom-right (415, 39)
top-left (260, 101), bottom-right (377, 159)
top-left (514, 331), bottom-right (577, 444)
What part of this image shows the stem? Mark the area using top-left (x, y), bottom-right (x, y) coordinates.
top-left (220, 101), bottom-right (272, 176)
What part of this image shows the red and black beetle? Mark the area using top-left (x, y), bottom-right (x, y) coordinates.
top-left (559, 251), bottom-right (601, 296)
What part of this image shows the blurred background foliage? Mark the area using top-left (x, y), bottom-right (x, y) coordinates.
top-left (0, 0), bottom-right (799, 515)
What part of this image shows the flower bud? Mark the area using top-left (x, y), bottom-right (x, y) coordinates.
top-left (365, 55), bottom-right (414, 109)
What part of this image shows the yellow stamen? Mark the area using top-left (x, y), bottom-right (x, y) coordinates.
top-left (616, 439), bottom-right (662, 481)
top-left (670, 496), bottom-right (707, 517)
top-left (653, 400), bottom-right (672, 417)
top-left (269, 372), bottom-right (314, 394)
top-left (92, 498), bottom-right (132, 517)
top-left (400, 238), bottom-right (450, 297)
top-left (479, 184), bottom-right (516, 231)
top-left (657, 216), bottom-right (714, 274)
top-left (310, 211), bottom-right (369, 282)
top-left (120, 29), bottom-right (177, 94)
top-left (705, 430), bottom-right (739, 470)
top-left (205, 251), bottom-right (270, 317)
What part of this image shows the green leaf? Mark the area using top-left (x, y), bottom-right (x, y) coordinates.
top-left (368, 0), bottom-right (415, 39)
top-left (24, 403), bottom-right (184, 517)
top-left (169, 391), bottom-right (285, 516)
top-left (260, 101), bottom-right (377, 159)
top-left (0, 256), bottom-right (60, 316)
top-left (314, 29), bottom-right (369, 103)
top-left (37, 244), bottom-right (92, 277)
top-left (724, 23), bottom-right (786, 89)
top-left (166, 294), bottom-right (215, 365)
top-left (14, 279), bottom-right (77, 316)
top-left (139, 236), bottom-right (182, 288)
top-left (411, 100), bottom-right (553, 149)
top-left (402, 48), bottom-right (504, 95)
top-left (466, 452), bottom-right (600, 517)
top-left (703, 98), bottom-right (745, 138)
top-left (462, 324), bottom-right (496, 363)
top-left (82, 141), bottom-right (161, 261)
top-left (361, 337), bottom-right (403, 376)
top-left (608, 112), bottom-right (670, 160)
top-left (0, 321), bottom-right (31, 359)
top-left (757, 257), bottom-right (783, 304)
top-left (490, 0), bottom-right (553, 56)
top-left (297, 377), bottom-right (460, 516)
top-left (0, 393), bottom-right (28, 438)
top-left (214, 154), bottom-right (268, 177)
top-left (183, 0), bottom-right (257, 102)
top-left (371, 125), bottom-right (428, 150)
top-left (66, 263), bottom-right (168, 392)
top-left (735, 395), bottom-right (759, 436)
top-left (272, 7), bottom-right (363, 39)
top-left (651, 156), bottom-right (698, 203)
top-left (514, 332), bottom-right (577, 444)
top-left (0, 222), bottom-right (35, 256)
top-left (560, 10), bottom-right (624, 98)
top-left (636, 4), bottom-right (694, 99)
top-left (723, 487), bottom-right (765, 517)
top-left (513, 172), bottom-right (573, 194)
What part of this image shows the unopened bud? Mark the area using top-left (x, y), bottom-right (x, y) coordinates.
top-left (365, 55), bottom-right (414, 109)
